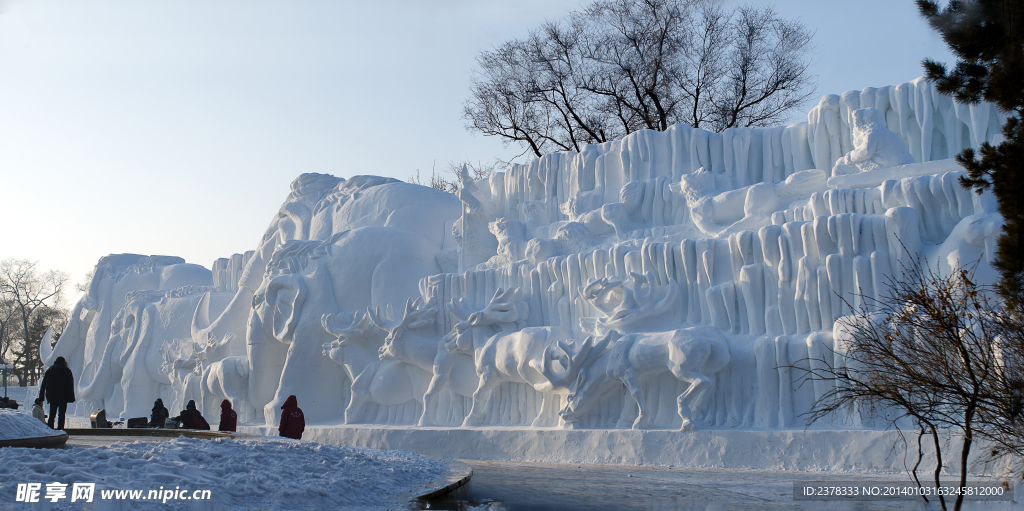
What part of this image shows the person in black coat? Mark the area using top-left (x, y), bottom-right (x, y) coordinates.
top-left (38, 356), bottom-right (76, 430)
top-left (172, 400), bottom-right (210, 430)
top-left (150, 398), bottom-right (170, 428)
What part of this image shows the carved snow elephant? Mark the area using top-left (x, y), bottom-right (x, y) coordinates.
top-left (81, 286), bottom-right (212, 419)
top-left (189, 175), bottom-right (461, 424)
top-left (55, 255), bottom-right (212, 416)
top-left (247, 226), bottom-right (453, 425)
top-left (194, 176), bottom-right (459, 359)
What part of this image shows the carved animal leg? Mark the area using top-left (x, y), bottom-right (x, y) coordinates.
top-left (675, 373), bottom-right (713, 431)
top-left (619, 370), bottom-right (648, 429)
top-left (345, 370), bottom-right (375, 424)
top-left (462, 370), bottom-right (497, 428)
top-left (418, 355), bottom-right (455, 427)
top-left (531, 392), bottom-right (553, 428)
top-left (615, 391), bottom-right (639, 429)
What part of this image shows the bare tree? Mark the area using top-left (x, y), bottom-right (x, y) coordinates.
top-left (797, 262), bottom-right (1024, 511)
top-left (464, 0), bottom-right (815, 158)
top-left (0, 259), bottom-right (70, 386)
top-left (10, 305), bottom-right (67, 386)
top-left (76, 269), bottom-right (94, 294)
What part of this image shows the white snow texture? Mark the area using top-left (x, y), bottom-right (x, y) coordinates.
top-left (0, 409), bottom-right (60, 440)
top-left (0, 436), bottom-right (449, 510)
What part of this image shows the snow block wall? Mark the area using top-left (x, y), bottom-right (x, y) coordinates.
top-left (47, 78), bottom-right (1005, 432)
top-left (474, 77), bottom-right (1004, 250)
top-left (211, 251), bottom-right (255, 293)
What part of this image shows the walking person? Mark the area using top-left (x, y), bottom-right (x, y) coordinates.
top-left (219, 400), bottom-right (237, 432)
top-left (278, 395), bottom-right (304, 440)
top-left (38, 356), bottom-right (75, 430)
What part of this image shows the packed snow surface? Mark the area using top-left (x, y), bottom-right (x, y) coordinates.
top-left (0, 436), bottom-right (451, 510)
top-left (0, 409), bottom-right (60, 440)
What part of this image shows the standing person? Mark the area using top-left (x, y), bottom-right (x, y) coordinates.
top-left (38, 356), bottom-right (75, 430)
top-left (218, 400), bottom-right (237, 432)
top-left (150, 398), bottom-right (170, 428)
top-left (32, 398), bottom-right (46, 423)
top-left (278, 395), bottom-right (304, 440)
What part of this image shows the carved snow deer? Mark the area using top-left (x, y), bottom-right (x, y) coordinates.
top-left (558, 325), bottom-right (730, 430)
top-left (369, 297), bottom-right (479, 427)
top-left (579, 272), bottom-right (679, 335)
top-left (320, 309), bottom-right (428, 423)
top-left (441, 287), bottom-right (600, 428)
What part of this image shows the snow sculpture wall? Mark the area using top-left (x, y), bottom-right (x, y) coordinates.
top-left (45, 255), bottom-right (213, 419)
top-left (49, 77), bottom-right (1005, 431)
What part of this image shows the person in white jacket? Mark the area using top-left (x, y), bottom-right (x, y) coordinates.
top-left (31, 398), bottom-right (46, 424)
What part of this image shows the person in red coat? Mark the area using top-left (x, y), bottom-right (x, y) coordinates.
top-left (219, 400), bottom-right (237, 432)
top-left (278, 395), bottom-right (304, 440)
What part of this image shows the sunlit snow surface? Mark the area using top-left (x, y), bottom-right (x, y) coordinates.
top-left (0, 433), bottom-right (450, 510)
top-left (0, 409), bottom-right (61, 440)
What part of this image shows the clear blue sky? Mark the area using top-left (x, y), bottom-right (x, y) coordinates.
top-left (0, 0), bottom-right (955, 296)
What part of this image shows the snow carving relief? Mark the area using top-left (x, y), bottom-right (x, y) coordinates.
top-left (831, 108), bottom-right (916, 177)
top-left (579, 272), bottom-right (679, 335)
top-left (559, 326), bottom-right (730, 430)
top-left (50, 77), bottom-right (1008, 431)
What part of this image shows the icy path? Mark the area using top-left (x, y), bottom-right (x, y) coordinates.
top-left (0, 436), bottom-right (453, 510)
top-left (446, 459), bottom-right (1018, 511)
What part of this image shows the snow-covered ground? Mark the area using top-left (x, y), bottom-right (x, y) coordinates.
top-left (0, 435), bottom-right (455, 510)
top-left (0, 409), bottom-right (60, 440)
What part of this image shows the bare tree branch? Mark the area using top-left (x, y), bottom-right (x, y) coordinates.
top-left (0, 259), bottom-right (70, 387)
top-left (794, 260), bottom-right (1024, 511)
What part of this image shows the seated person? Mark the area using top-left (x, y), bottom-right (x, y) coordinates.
top-left (32, 398), bottom-right (46, 423)
top-left (171, 400), bottom-right (210, 430)
top-left (150, 398), bottom-right (170, 428)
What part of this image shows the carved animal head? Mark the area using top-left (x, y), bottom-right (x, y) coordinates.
top-left (320, 310), bottom-right (383, 353)
top-left (368, 298), bottom-right (438, 361)
top-left (672, 167), bottom-right (716, 205)
top-left (321, 312), bottom-right (369, 366)
top-left (557, 330), bottom-right (619, 423)
top-left (537, 330), bottom-right (615, 391)
top-left (321, 339), bottom-right (345, 364)
top-left (552, 222), bottom-right (594, 254)
top-left (579, 272), bottom-right (678, 335)
top-left (559, 371), bottom-right (588, 424)
top-left (517, 200), bottom-right (551, 230)
top-left (442, 288), bottom-right (528, 353)
top-left (851, 107), bottom-right (886, 135)
top-left (487, 217), bottom-right (527, 243)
